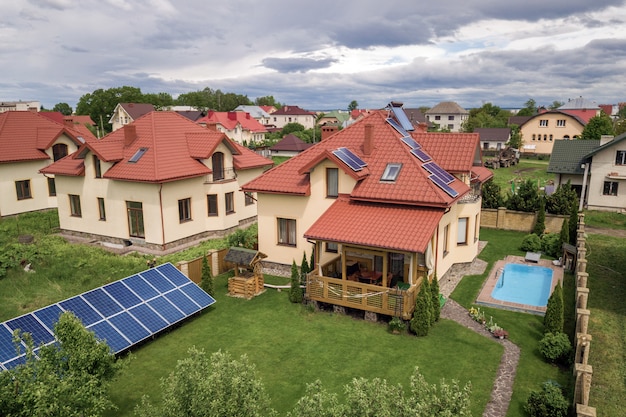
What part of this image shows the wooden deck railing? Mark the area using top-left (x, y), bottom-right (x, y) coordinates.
top-left (306, 273), bottom-right (422, 320)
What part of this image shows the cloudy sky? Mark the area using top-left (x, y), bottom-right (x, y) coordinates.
top-left (3, 0), bottom-right (626, 112)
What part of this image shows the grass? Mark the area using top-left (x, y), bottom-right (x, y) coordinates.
top-left (584, 209), bottom-right (626, 230)
top-left (488, 158), bottom-right (555, 195)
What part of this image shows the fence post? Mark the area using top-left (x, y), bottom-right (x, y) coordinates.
top-left (573, 363), bottom-right (593, 406)
top-left (576, 258), bottom-right (587, 274)
top-left (576, 404), bottom-right (597, 417)
top-left (177, 260), bottom-right (190, 278)
top-left (574, 334), bottom-right (592, 367)
top-left (576, 287), bottom-right (589, 309)
top-left (496, 206), bottom-right (506, 229)
top-left (577, 272), bottom-right (588, 288)
top-left (576, 308), bottom-right (590, 335)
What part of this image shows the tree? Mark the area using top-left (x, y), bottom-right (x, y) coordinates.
top-left (548, 101), bottom-right (564, 110)
top-left (462, 102), bottom-right (510, 132)
top-left (0, 312), bottom-right (121, 417)
top-left (282, 122), bottom-right (306, 135)
top-left (569, 201), bottom-right (578, 246)
top-left (430, 275), bottom-right (440, 323)
top-left (481, 180), bottom-right (504, 209)
top-left (508, 125), bottom-right (523, 149)
top-left (136, 348), bottom-right (276, 417)
top-left (143, 92), bottom-right (175, 110)
top-left (506, 179), bottom-right (540, 212)
top-left (580, 113), bottom-right (614, 140)
top-left (52, 102), bottom-right (73, 115)
top-left (525, 381), bottom-right (569, 417)
top-left (545, 181), bottom-right (578, 215)
top-left (544, 283), bottom-right (564, 334)
top-left (348, 100), bottom-right (358, 111)
top-left (255, 95), bottom-right (281, 108)
top-left (410, 278), bottom-right (431, 336)
top-left (200, 255), bottom-right (214, 296)
top-left (559, 218), bottom-right (569, 250)
top-left (289, 260), bottom-right (303, 303)
top-left (516, 98), bottom-right (537, 116)
top-left (533, 198), bottom-right (546, 236)
top-left (300, 252), bottom-right (310, 286)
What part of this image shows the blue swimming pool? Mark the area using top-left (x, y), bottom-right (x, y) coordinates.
top-left (491, 263), bottom-right (554, 307)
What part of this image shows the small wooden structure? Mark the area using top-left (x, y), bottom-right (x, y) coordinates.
top-left (225, 247), bottom-right (267, 299)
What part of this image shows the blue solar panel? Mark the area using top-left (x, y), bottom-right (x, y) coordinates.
top-left (423, 161), bottom-right (455, 184)
top-left (429, 174), bottom-right (459, 198)
top-left (5, 315), bottom-right (55, 346)
top-left (89, 321), bottom-right (130, 353)
top-left (59, 297), bottom-right (103, 326)
top-left (123, 274), bottom-right (159, 301)
top-left (332, 147), bottom-right (366, 172)
top-left (128, 304), bottom-right (169, 333)
top-left (103, 281), bottom-right (142, 309)
top-left (389, 104), bottom-right (414, 131)
top-left (1, 263), bottom-right (215, 370)
top-left (386, 117), bottom-right (409, 137)
top-left (140, 269), bottom-right (175, 292)
top-left (108, 312), bottom-right (150, 344)
top-left (401, 136), bottom-right (420, 149)
top-left (411, 148), bottom-right (432, 162)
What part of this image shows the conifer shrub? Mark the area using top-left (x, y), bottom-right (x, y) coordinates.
top-left (288, 260), bottom-right (303, 303)
top-left (544, 283), bottom-right (564, 334)
top-left (200, 255), bottom-right (214, 296)
top-left (410, 279), bottom-right (431, 336)
top-left (533, 198), bottom-right (546, 236)
top-left (430, 274), bottom-right (440, 323)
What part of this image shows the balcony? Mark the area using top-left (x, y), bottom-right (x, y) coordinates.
top-left (204, 167), bottom-right (237, 183)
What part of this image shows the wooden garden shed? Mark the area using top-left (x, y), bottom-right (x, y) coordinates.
top-left (225, 247), bottom-right (267, 299)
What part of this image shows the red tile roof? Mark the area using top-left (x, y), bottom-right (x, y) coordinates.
top-left (243, 110), bottom-right (479, 207)
top-left (119, 103), bottom-right (155, 120)
top-left (42, 112), bottom-right (272, 183)
top-left (0, 111), bottom-right (84, 163)
top-left (196, 111), bottom-right (268, 133)
top-left (304, 195), bottom-right (443, 253)
top-left (269, 134), bottom-right (313, 152)
top-left (272, 105), bottom-right (315, 116)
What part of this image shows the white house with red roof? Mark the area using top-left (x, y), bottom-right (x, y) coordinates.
top-left (0, 111), bottom-right (90, 217)
top-left (242, 103), bottom-right (492, 319)
top-left (41, 112), bottom-right (273, 251)
top-left (269, 105), bottom-right (316, 130)
top-left (196, 111), bottom-right (268, 146)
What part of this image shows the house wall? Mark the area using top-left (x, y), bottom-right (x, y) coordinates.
top-left (425, 113), bottom-right (468, 132)
top-left (271, 114), bottom-right (315, 130)
top-left (520, 114), bottom-right (584, 154)
top-left (587, 143), bottom-right (626, 211)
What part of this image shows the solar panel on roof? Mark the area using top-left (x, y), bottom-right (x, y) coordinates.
top-left (410, 148), bottom-right (432, 162)
top-left (332, 147), bottom-right (366, 172)
top-left (423, 161), bottom-right (455, 184)
top-left (401, 136), bottom-right (420, 149)
top-left (386, 117), bottom-right (409, 137)
top-left (0, 263), bottom-right (215, 371)
top-left (429, 174), bottom-right (459, 197)
top-left (389, 104), bottom-right (415, 131)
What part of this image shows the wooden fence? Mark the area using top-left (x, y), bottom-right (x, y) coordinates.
top-left (176, 248), bottom-right (230, 283)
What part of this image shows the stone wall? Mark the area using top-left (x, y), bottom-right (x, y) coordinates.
top-left (481, 207), bottom-right (566, 234)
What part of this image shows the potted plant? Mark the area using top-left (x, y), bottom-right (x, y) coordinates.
top-left (388, 317), bottom-right (406, 334)
top-left (493, 328), bottom-right (509, 339)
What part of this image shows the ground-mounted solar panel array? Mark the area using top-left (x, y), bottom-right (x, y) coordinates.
top-left (0, 263), bottom-right (216, 371)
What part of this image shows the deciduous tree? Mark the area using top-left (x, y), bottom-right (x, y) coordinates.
top-left (52, 102), bottom-right (73, 115)
top-left (581, 113), bottom-right (614, 140)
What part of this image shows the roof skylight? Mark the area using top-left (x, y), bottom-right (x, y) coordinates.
top-left (128, 147), bottom-right (148, 163)
top-left (381, 163), bottom-right (402, 182)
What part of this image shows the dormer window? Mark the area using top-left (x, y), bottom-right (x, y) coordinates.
top-left (381, 163), bottom-right (402, 182)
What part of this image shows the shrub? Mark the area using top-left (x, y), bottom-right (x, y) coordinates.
top-left (199, 255), bottom-right (214, 296)
top-left (532, 198), bottom-right (546, 235)
top-left (288, 260), bottom-right (303, 303)
top-left (559, 218), bottom-right (569, 249)
top-left (541, 233), bottom-right (561, 258)
top-left (506, 179), bottom-right (540, 212)
top-left (546, 181), bottom-right (578, 215)
top-left (569, 202), bottom-right (578, 246)
top-left (410, 279), bottom-right (431, 336)
top-left (520, 234), bottom-right (542, 252)
top-left (525, 381), bottom-right (569, 417)
top-left (388, 317), bottom-right (406, 333)
top-left (481, 180), bottom-right (504, 209)
top-left (430, 274), bottom-right (440, 323)
top-left (539, 332), bottom-right (572, 364)
top-left (544, 283), bottom-right (564, 334)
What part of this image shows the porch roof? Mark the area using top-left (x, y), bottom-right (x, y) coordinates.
top-left (304, 195), bottom-right (443, 253)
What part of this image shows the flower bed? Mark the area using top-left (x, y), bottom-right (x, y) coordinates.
top-left (469, 307), bottom-right (509, 339)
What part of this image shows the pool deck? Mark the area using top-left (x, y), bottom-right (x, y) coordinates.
top-left (476, 255), bottom-right (564, 315)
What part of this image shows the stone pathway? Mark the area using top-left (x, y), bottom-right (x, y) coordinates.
top-left (439, 241), bottom-right (521, 417)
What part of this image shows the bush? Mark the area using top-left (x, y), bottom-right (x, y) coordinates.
top-left (410, 279), bottom-right (431, 336)
top-left (544, 283), bottom-right (564, 334)
top-left (288, 260), bottom-right (303, 303)
top-left (541, 233), bottom-right (561, 258)
top-left (525, 381), bottom-right (569, 417)
top-left (532, 198), bottom-right (546, 235)
top-left (539, 332), bottom-right (572, 364)
top-left (520, 234), bottom-right (542, 252)
top-left (199, 255), bottom-right (214, 296)
top-left (430, 275), bottom-right (440, 323)
top-left (481, 180), bottom-right (504, 209)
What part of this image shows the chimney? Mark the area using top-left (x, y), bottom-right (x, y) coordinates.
top-left (600, 135), bottom-right (614, 146)
top-left (363, 124), bottom-right (374, 155)
top-left (124, 124), bottom-right (137, 146)
top-left (205, 122), bottom-right (218, 131)
top-left (321, 124), bottom-right (339, 141)
top-left (228, 112), bottom-right (237, 120)
top-left (64, 118), bottom-right (74, 127)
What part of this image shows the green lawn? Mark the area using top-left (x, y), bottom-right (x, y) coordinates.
top-left (584, 209), bottom-right (626, 230)
top-left (488, 158), bottom-right (555, 195)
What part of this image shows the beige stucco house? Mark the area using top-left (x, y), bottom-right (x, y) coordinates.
top-left (109, 103), bottom-right (155, 132)
top-left (0, 111), bottom-right (89, 217)
top-left (519, 110), bottom-right (585, 155)
top-left (242, 103), bottom-right (492, 319)
top-left (425, 101), bottom-right (469, 132)
top-left (41, 111), bottom-right (273, 251)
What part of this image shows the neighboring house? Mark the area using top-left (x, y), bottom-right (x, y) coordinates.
top-left (270, 105), bottom-right (316, 130)
top-left (317, 110), bottom-right (350, 127)
top-left (475, 127), bottom-right (511, 151)
top-left (557, 97), bottom-right (601, 124)
top-left (269, 134), bottom-right (313, 157)
top-left (242, 102), bottom-right (492, 319)
top-left (196, 111), bottom-right (268, 145)
top-left (403, 107), bottom-right (431, 131)
top-left (40, 111), bottom-right (273, 250)
top-left (0, 101), bottom-right (40, 113)
top-left (109, 103), bottom-right (155, 131)
top-left (40, 112), bottom-right (98, 141)
top-left (547, 139), bottom-right (601, 200)
top-left (0, 111), bottom-right (88, 217)
top-left (425, 101), bottom-right (469, 132)
top-left (175, 110), bottom-right (205, 122)
top-left (518, 110), bottom-right (586, 155)
top-left (234, 105), bottom-right (272, 125)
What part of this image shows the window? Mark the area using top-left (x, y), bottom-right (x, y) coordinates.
top-left (532, 134), bottom-right (536, 141)
top-left (128, 148), bottom-right (148, 163)
top-left (207, 194), bottom-right (218, 216)
top-left (457, 217), bottom-right (468, 245)
top-left (47, 177), bottom-right (56, 196)
top-left (549, 134), bottom-right (553, 141)
top-left (97, 197), bottom-right (106, 221)
top-left (52, 143), bottom-right (68, 161)
top-left (326, 168), bottom-right (338, 197)
top-left (93, 155), bottom-right (102, 178)
top-left (278, 218), bottom-right (296, 246)
top-left (225, 192), bottom-right (234, 214)
top-left (212, 152), bottom-right (224, 181)
top-left (557, 119), bottom-right (566, 127)
top-left (448, 115), bottom-right (455, 120)
top-left (381, 163), bottom-right (402, 181)
top-left (178, 198), bottom-right (192, 222)
top-left (544, 135), bottom-right (547, 141)
top-left (126, 201), bottom-right (145, 238)
top-left (603, 181), bottom-right (618, 196)
top-left (615, 150), bottom-right (626, 165)
top-left (15, 180), bottom-right (32, 200)
top-left (69, 194), bottom-right (82, 217)
top-left (434, 115), bottom-right (441, 120)
top-left (539, 119), bottom-right (548, 127)
top-left (245, 192), bottom-right (254, 206)
top-left (443, 224), bottom-right (449, 256)
top-left (447, 124), bottom-right (454, 130)
top-left (326, 242), bottom-right (338, 253)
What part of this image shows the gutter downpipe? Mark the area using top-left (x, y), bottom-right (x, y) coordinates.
top-left (579, 163), bottom-right (589, 212)
top-left (159, 183), bottom-right (166, 250)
